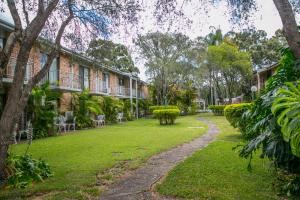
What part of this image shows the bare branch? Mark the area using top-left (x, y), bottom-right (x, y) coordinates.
top-left (38, 0), bottom-right (45, 13)
top-left (6, 0), bottom-right (22, 31)
top-left (21, 0), bottom-right (30, 25)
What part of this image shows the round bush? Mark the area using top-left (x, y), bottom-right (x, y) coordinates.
top-left (153, 109), bottom-right (180, 125)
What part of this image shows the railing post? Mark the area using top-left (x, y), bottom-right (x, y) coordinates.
top-left (130, 77), bottom-right (133, 114)
top-left (136, 80), bottom-right (138, 119)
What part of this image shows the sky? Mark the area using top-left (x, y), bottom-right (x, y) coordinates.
top-left (112, 0), bottom-right (286, 81)
top-left (0, 0), bottom-right (295, 81)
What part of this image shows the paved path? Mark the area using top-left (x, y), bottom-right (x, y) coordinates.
top-left (99, 118), bottom-right (219, 200)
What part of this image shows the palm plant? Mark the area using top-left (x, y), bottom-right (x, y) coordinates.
top-left (272, 81), bottom-right (300, 157)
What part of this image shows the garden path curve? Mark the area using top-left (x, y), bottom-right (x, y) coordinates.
top-left (99, 118), bottom-right (219, 200)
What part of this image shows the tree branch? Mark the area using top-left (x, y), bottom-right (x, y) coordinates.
top-left (21, 0), bottom-right (30, 25)
top-left (6, 0), bottom-right (22, 31)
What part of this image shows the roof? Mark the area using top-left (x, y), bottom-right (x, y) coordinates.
top-left (257, 63), bottom-right (279, 74)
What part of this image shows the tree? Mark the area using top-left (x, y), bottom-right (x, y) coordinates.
top-left (0, 0), bottom-right (140, 181)
top-left (86, 39), bottom-right (139, 73)
top-left (226, 29), bottom-right (286, 69)
top-left (207, 40), bottom-right (252, 103)
top-left (135, 32), bottom-right (194, 105)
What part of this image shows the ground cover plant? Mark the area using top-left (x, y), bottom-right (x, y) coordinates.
top-left (156, 113), bottom-right (279, 200)
top-left (0, 116), bottom-right (207, 199)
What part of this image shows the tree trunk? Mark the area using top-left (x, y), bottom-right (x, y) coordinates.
top-left (273, 0), bottom-right (300, 59)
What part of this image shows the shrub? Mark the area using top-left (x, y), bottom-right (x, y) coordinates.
top-left (149, 105), bottom-right (179, 113)
top-left (153, 109), bottom-right (180, 125)
top-left (208, 105), bottom-right (226, 116)
top-left (102, 96), bottom-right (123, 123)
top-left (72, 90), bottom-right (102, 129)
top-left (224, 103), bottom-right (253, 139)
top-left (5, 154), bottom-right (53, 188)
top-left (27, 82), bottom-right (60, 139)
top-left (275, 170), bottom-right (300, 197)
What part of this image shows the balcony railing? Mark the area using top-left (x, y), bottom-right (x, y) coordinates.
top-left (58, 72), bottom-right (82, 91)
top-left (91, 80), bottom-right (109, 94)
top-left (3, 57), bottom-right (34, 83)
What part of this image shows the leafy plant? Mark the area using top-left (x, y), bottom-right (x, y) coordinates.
top-left (102, 96), bottom-right (123, 123)
top-left (275, 170), bottom-right (300, 197)
top-left (208, 105), bottom-right (226, 116)
top-left (27, 82), bottom-right (60, 139)
top-left (224, 103), bottom-right (252, 139)
top-left (272, 81), bottom-right (300, 157)
top-left (237, 49), bottom-right (300, 174)
top-left (153, 109), bottom-right (180, 125)
top-left (72, 89), bottom-right (103, 129)
top-left (5, 154), bottom-right (53, 188)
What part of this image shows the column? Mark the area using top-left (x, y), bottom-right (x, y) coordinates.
top-left (135, 80), bottom-right (138, 119)
top-left (130, 77), bottom-right (133, 114)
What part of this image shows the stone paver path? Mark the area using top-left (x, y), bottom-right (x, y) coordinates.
top-left (99, 118), bottom-right (219, 200)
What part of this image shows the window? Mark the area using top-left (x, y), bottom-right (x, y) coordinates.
top-left (119, 78), bottom-right (124, 86)
top-left (79, 66), bottom-right (89, 89)
top-left (39, 53), bottom-right (58, 84)
top-left (102, 73), bottom-right (109, 90)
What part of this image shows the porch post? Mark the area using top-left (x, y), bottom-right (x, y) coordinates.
top-left (136, 80), bottom-right (138, 119)
top-left (130, 77), bottom-right (133, 114)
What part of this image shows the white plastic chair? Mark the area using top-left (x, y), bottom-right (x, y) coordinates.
top-left (117, 112), bottom-right (124, 123)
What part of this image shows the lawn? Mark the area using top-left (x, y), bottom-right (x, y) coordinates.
top-left (156, 113), bottom-right (279, 200)
top-left (0, 115), bottom-right (207, 199)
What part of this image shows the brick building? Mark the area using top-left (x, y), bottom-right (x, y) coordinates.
top-left (0, 17), bottom-right (149, 116)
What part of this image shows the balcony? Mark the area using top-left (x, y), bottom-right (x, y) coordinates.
top-left (3, 57), bottom-right (34, 83)
top-left (91, 80), bottom-right (110, 95)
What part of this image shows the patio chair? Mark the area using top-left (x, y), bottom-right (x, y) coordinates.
top-left (117, 112), bottom-right (124, 123)
top-left (92, 115), bottom-right (105, 127)
top-left (55, 115), bottom-right (67, 133)
top-left (67, 116), bottom-right (76, 131)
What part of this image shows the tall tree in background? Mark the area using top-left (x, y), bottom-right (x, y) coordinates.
top-left (87, 39), bottom-right (139, 73)
top-left (0, 0), bottom-right (140, 182)
top-left (206, 40), bottom-right (252, 103)
top-left (136, 32), bottom-right (193, 105)
top-left (226, 29), bottom-right (286, 69)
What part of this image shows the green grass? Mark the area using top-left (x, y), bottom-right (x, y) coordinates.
top-left (0, 116), bottom-right (207, 199)
top-left (156, 113), bottom-right (279, 200)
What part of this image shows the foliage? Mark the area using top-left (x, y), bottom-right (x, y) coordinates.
top-left (72, 89), bottom-right (103, 129)
top-left (27, 82), bottom-right (60, 139)
top-left (102, 96), bottom-right (123, 123)
top-left (150, 105), bottom-right (179, 113)
top-left (224, 103), bottom-right (253, 139)
top-left (136, 32), bottom-right (194, 105)
top-left (275, 170), bottom-right (300, 197)
top-left (5, 154), bottom-right (53, 189)
top-left (153, 109), bottom-right (180, 125)
top-left (226, 29), bottom-right (286, 69)
top-left (237, 49), bottom-right (300, 174)
top-left (208, 105), bottom-right (226, 116)
top-left (271, 81), bottom-right (300, 157)
top-left (87, 39), bottom-right (139, 73)
top-left (207, 40), bottom-right (252, 101)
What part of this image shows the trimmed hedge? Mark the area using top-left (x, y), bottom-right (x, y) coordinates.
top-left (149, 105), bottom-right (179, 113)
top-left (224, 103), bottom-right (253, 138)
top-left (153, 109), bottom-right (180, 125)
top-left (208, 105), bottom-right (226, 116)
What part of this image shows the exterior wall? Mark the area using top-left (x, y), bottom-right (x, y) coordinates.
top-left (60, 92), bottom-right (72, 113)
top-left (2, 40), bottom-right (149, 114)
top-left (257, 65), bottom-right (278, 91)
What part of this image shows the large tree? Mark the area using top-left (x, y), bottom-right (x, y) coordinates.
top-left (86, 39), bottom-right (139, 73)
top-left (206, 40), bottom-right (252, 103)
top-left (135, 32), bottom-right (194, 105)
top-left (0, 0), bottom-right (140, 182)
